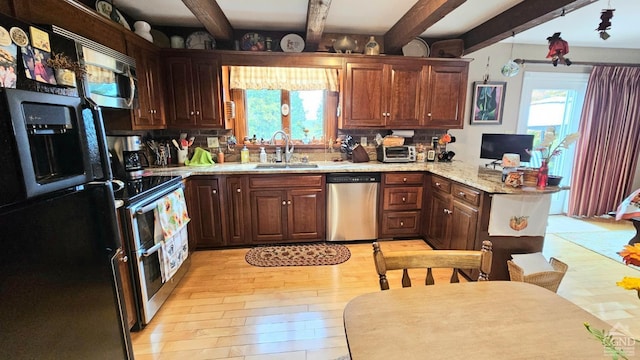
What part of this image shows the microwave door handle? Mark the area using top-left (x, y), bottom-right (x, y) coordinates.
top-left (125, 65), bottom-right (136, 108)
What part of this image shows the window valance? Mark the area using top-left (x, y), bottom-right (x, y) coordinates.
top-left (229, 66), bottom-right (338, 92)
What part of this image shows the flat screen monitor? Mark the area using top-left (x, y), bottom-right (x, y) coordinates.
top-left (480, 133), bottom-right (534, 162)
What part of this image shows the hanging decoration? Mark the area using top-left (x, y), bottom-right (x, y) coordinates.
top-left (501, 32), bottom-right (520, 77)
top-left (546, 32), bottom-right (571, 67)
top-left (597, 9), bottom-right (615, 40)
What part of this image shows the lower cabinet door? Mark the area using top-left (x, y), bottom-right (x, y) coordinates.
top-left (427, 191), bottom-right (451, 249)
top-left (250, 190), bottom-right (286, 243)
top-left (190, 179), bottom-right (224, 248)
top-left (450, 200), bottom-right (478, 250)
top-left (288, 188), bottom-right (324, 242)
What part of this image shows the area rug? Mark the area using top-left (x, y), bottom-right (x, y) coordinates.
top-left (245, 243), bottom-right (351, 267)
top-left (555, 230), bottom-right (635, 265)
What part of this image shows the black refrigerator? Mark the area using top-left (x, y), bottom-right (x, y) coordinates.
top-left (0, 89), bottom-right (134, 358)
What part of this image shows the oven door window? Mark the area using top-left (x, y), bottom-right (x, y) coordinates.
top-left (134, 208), bottom-right (163, 300)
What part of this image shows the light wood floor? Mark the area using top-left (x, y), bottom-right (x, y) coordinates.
top-left (131, 216), bottom-right (640, 359)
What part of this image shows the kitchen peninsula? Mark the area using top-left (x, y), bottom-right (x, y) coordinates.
top-left (150, 160), bottom-right (560, 280)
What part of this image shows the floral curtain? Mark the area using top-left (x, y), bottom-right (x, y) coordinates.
top-left (568, 66), bottom-right (640, 217)
top-left (229, 66), bottom-right (339, 92)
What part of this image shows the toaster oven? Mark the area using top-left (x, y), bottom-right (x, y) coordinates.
top-left (376, 145), bottom-right (416, 163)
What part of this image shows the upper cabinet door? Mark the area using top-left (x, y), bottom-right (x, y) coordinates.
top-left (191, 57), bottom-right (222, 127)
top-left (386, 63), bottom-right (424, 128)
top-left (423, 63), bottom-right (468, 129)
top-left (343, 62), bottom-right (387, 128)
top-left (166, 57), bottom-right (196, 126)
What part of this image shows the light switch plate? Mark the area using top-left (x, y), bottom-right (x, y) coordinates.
top-left (360, 137), bottom-right (368, 146)
top-left (207, 137), bottom-right (219, 148)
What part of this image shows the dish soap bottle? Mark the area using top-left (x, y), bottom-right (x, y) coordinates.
top-left (259, 147), bottom-right (267, 163)
top-left (241, 145), bottom-right (250, 163)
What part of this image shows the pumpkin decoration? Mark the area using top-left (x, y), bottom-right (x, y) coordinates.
top-left (509, 216), bottom-right (529, 231)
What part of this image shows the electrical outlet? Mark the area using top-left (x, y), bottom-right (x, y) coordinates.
top-left (360, 137), bottom-right (368, 146)
top-left (207, 137), bottom-right (219, 148)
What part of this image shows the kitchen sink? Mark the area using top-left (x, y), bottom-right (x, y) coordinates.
top-left (254, 163), bottom-right (319, 169)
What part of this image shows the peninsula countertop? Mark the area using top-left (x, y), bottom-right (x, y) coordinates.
top-left (146, 160), bottom-right (564, 195)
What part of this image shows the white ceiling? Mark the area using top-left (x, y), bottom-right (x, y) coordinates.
top-left (114, 0), bottom-right (640, 50)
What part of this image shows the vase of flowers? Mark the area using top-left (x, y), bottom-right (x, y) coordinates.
top-left (531, 129), bottom-right (579, 190)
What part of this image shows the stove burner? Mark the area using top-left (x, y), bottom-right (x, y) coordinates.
top-left (114, 175), bottom-right (182, 205)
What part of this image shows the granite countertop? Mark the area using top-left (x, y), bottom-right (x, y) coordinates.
top-left (146, 160), bottom-right (564, 195)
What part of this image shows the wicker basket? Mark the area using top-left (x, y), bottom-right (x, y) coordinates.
top-left (507, 257), bottom-right (568, 293)
top-left (382, 136), bottom-right (404, 147)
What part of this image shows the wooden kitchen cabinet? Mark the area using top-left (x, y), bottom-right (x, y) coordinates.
top-left (225, 176), bottom-right (251, 246)
top-left (342, 58), bottom-right (469, 129)
top-left (421, 63), bottom-right (469, 129)
top-left (126, 35), bottom-right (165, 129)
top-left (164, 53), bottom-right (223, 128)
top-left (342, 59), bottom-right (423, 128)
top-left (249, 175), bottom-right (325, 244)
top-left (379, 172), bottom-right (424, 238)
top-left (425, 175), bottom-right (484, 278)
top-left (115, 207), bottom-right (137, 330)
top-left (188, 178), bottom-right (224, 248)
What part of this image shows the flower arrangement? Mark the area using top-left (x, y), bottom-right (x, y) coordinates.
top-left (616, 243), bottom-right (640, 298)
top-left (46, 52), bottom-right (86, 76)
top-left (533, 128), bottom-right (579, 163)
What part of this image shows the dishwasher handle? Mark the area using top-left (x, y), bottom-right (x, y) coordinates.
top-left (326, 172), bottom-right (381, 183)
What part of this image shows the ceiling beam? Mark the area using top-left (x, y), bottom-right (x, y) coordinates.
top-left (305, 0), bottom-right (332, 51)
top-left (462, 0), bottom-right (599, 54)
top-left (383, 0), bottom-right (467, 55)
top-left (181, 0), bottom-right (233, 40)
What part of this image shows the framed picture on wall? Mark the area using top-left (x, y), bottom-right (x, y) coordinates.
top-left (470, 81), bottom-right (506, 125)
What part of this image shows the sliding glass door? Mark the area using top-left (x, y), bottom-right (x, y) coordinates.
top-left (518, 71), bottom-right (589, 214)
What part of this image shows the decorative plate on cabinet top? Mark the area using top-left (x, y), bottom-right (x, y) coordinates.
top-left (186, 31), bottom-right (215, 49)
top-left (150, 29), bottom-right (170, 48)
top-left (241, 32), bottom-right (265, 51)
top-left (95, 1), bottom-right (131, 30)
top-left (402, 37), bottom-right (429, 57)
top-left (280, 33), bottom-right (304, 52)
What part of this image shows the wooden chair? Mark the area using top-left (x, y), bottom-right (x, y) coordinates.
top-left (372, 241), bottom-right (493, 290)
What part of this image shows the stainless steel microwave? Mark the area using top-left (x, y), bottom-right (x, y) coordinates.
top-left (51, 25), bottom-right (138, 110)
top-left (376, 145), bottom-right (416, 163)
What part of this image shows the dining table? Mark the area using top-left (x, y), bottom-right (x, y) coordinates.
top-left (343, 281), bottom-right (625, 359)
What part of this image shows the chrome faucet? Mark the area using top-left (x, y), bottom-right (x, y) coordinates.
top-left (270, 130), bottom-right (294, 163)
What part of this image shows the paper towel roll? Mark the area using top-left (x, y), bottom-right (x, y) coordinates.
top-left (391, 130), bottom-right (415, 138)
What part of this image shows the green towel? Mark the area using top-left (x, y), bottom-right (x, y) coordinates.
top-left (184, 147), bottom-right (215, 166)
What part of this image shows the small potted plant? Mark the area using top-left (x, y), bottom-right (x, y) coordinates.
top-left (46, 52), bottom-right (86, 87)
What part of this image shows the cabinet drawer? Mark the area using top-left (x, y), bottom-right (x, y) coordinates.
top-left (249, 175), bottom-right (323, 188)
top-left (430, 176), bottom-right (451, 193)
top-left (451, 183), bottom-right (481, 206)
top-left (380, 211), bottom-right (421, 237)
top-left (384, 173), bottom-right (425, 186)
top-left (383, 187), bottom-right (423, 210)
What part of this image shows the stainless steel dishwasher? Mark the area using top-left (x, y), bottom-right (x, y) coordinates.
top-left (326, 173), bottom-right (380, 241)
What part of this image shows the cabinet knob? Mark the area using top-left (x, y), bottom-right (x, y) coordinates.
top-left (282, 201), bottom-right (286, 205)
top-left (427, 112), bottom-right (432, 117)
top-left (400, 221), bottom-right (404, 227)
top-left (435, 182), bottom-right (441, 187)
top-left (287, 200), bottom-right (291, 205)
top-left (444, 209), bottom-right (452, 215)
top-left (458, 192), bottom-right (466, 197)
top-left (190, 111), bottom-right (195, 116)
top-left (402, 197), bottom-right (406, 202)
top-left (403, 177), bottom-right (407, 182)
top-left (236, 188), bottom-right (241, 193)
top-left (119, 255), bottom-right (128, 263)
top-left (196, 110), bottom-right (200, 115)
top-left (212, 189), bottom-right (217, 194)
top-left (153, 109), bottom-right (157, 114)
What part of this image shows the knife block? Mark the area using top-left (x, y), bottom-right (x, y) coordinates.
top-left (351, 144), bottom-right (370, 163)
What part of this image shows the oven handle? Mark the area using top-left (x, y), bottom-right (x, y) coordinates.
top-left (142, 242), bottom-right (163, 257)
top-left (137, 199), bottom-right (162, 215)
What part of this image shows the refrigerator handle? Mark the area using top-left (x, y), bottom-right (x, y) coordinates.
top-left (84, 97), bottom-right (113, 181)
